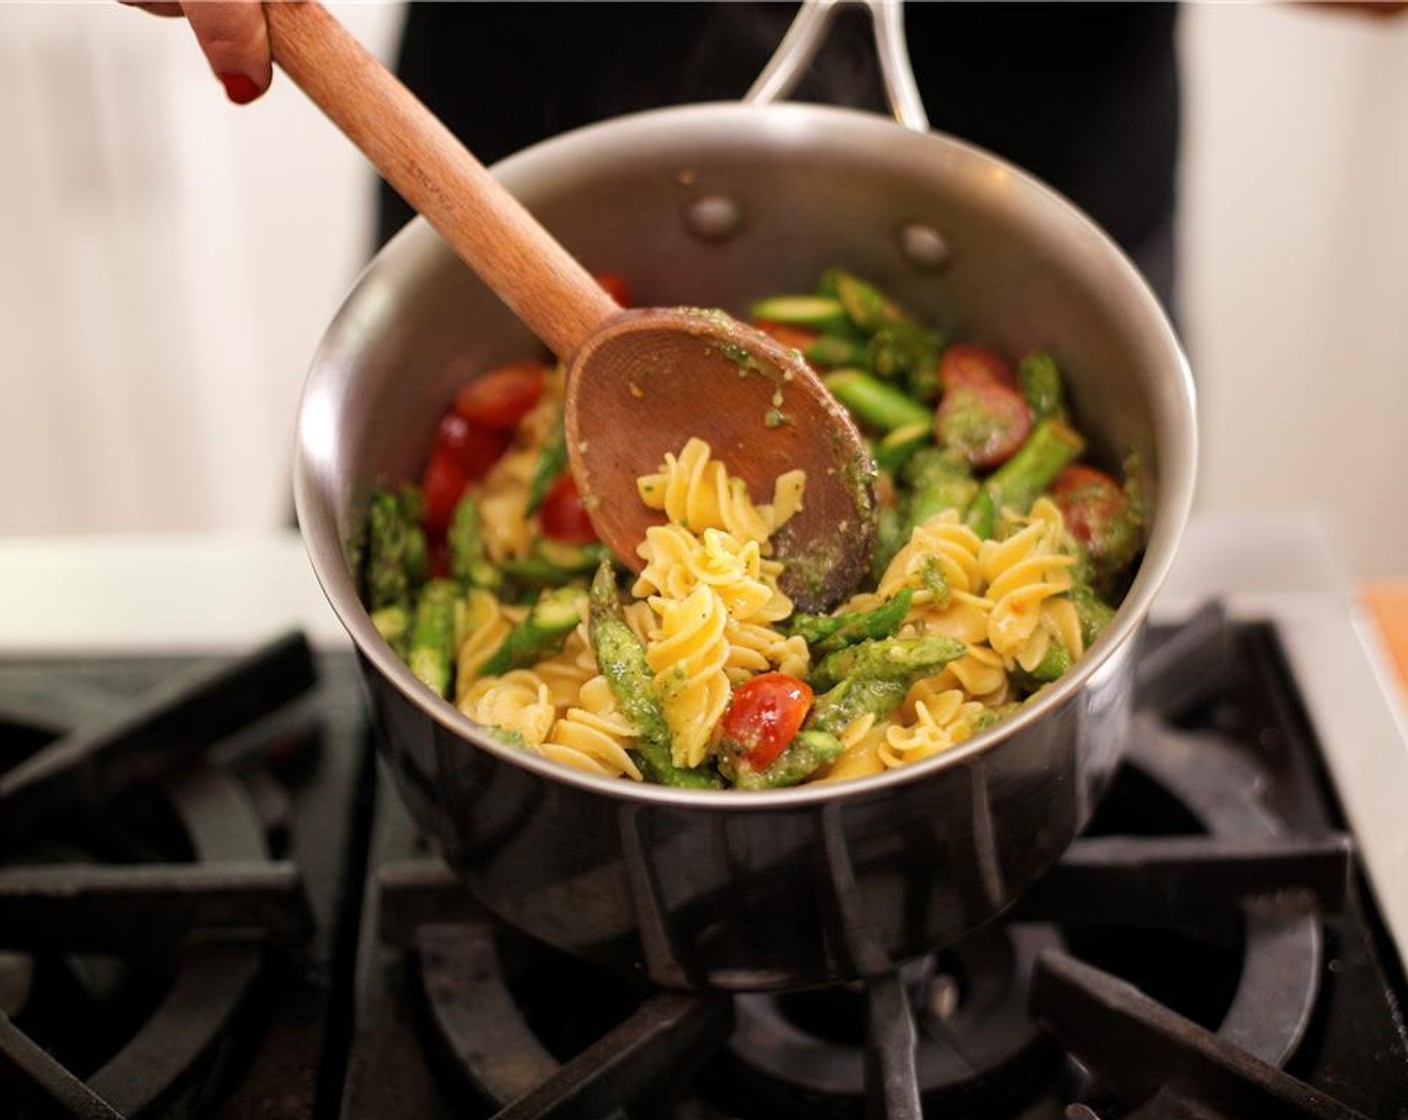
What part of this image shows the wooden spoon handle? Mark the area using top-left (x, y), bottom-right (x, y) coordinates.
top-left (265, 1), bottom-right (618, 359)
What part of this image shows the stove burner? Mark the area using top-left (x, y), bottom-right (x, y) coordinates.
top-left (723, 923), bottom-right (1063, 1117)
top-left (0, 634), bottom-right (317, 1118)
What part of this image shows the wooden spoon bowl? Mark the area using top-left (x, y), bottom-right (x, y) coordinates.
top-left (268, 1), bottom-right (875, 610)
top-left (567, 308), bottom-right (876, 611)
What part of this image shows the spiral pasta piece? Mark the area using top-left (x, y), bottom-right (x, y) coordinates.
top-left (459, 668), bottom-right (557, 748)
top-left (646, 585), bottom-right (732, 768)
top-left (877, 510), bottom-right (985, 605)
top-left (539, 675), bottom-right (643, 781)
top-left (530, 616), bottom-right (598, 708)
top-left (724, 619), bottom-right (810, 682)
top-left (815, 713), bottom-right (888, 783)
top-left (635, 524), bottom-right (792, 624)
top-left (476, 444), bottom-right (539, 563)
top-left (929, 645), bottom-right (1012, 704)
top-left (881, 685), bottom-right (986, 768)
top-left (636, 437), bottom-right (805, 547)
top-left (979, 499), bottom-right (1079, 670)
top-left (454, 590), bottom-right (514, 700)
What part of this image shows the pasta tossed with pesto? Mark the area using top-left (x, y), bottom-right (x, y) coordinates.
top-left (362, 269), bottom-right (1143, 790)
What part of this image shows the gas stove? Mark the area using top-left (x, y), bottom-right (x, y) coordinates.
top-left (1, 513), bottom-right (1405, 1119)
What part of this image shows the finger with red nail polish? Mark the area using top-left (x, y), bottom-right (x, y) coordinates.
top-left (183, 0), bottom-right (272, 104)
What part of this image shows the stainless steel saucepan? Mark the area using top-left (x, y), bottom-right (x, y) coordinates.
top-left (293, 0), bottom-right (1196, 991)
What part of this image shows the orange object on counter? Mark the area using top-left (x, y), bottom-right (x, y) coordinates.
top-left (1361, 582), bottom-right (1408, 698)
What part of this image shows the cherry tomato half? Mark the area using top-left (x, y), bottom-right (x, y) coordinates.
top-left (1049, 464), bottom-right (1127, 551)
top-left (939, 342), bottom-right (1019, 390)
top-left (935, 342), bottom-right (1032, 468)
top-left (593, 272), bottom-right (632, 308)
top-left (453, 359), bottom-right (547, 430)
top-left (721, 673), bottom-right (814, 771)
top-left (434, 411), bottom-right (512, 483)
top-left (538, 473), bottom-right (597, 544)
top-left (420, 448), bottom-right (467, 537)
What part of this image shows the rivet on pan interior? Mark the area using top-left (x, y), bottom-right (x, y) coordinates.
top-left (900, 223), bottom-right (950, 269)
top-left (686, 195), bottom-right (744, 243)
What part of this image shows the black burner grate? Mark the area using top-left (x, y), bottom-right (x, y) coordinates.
top-left (343, 605), bottom-right (1408, 1120)
top-left (0, 635), bottom-right (319, 1120)
top-left (3, 609), bottom-right (1406, 1119)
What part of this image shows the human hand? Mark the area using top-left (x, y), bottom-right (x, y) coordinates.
top-left (125, 0), bottom-right (273, 104)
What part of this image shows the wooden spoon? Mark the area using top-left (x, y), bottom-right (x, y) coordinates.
top-left (267, 2), bottom-right (875, 610)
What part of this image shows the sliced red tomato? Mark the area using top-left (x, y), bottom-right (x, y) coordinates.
top-left (594, 271), bottom-right (632, 307)
top-left (940, 341), bottom-right (1020, 389)
top-left (754, 319), bottom-right (820, 353)
top-left (538, 473), bottom-right (597, 544)
top-left (434, 411), bottom-right (512, 482)
top-left (935, 342), bottom-right (1033, 468)
top-left (722, 673), bottom-right (814, 771)
top-left (1050, 464), bottom-right (1129, 551)
top-left (419, 448), bottom-right (467, 537)
top-left (453, 359), bottom-right (547, 430)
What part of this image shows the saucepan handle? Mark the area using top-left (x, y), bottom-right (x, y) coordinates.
top-left (744, 0), bottom-right (930, 134)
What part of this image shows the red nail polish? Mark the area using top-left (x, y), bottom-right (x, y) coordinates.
top-left (217, 72), bottom-right (261, 105)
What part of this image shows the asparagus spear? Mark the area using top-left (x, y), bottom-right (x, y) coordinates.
top-left (447, 495), bottom-right (501, 592)
top-left (1027, 638), bottom-right (1073, 684)
top-left (526, 418), bottom-right (567, 514)
top-left (370, 604), bottom-right (411, 658)
top-left (365, 486), bottom-right (430, 611)
top-left (971, 702), bottom-right (1023, 732)
top-left (824, 370), bottom-right (933, 432)
top-left (901, 446), bottom-right (980, 528)
top-left (407, 579), bottom-right (459, 698)
top-left (724, 729), bottom-right (845, 791)
top-left (748, 294), bottom-right (853, 335)
top-left (787, 589), bottom-right (914, 655)
top-left (1069, 580), bottom-right (1116, 648)
top-left (809, 678), bottom-right (912, 737)
top-left (806, 334), bottom-right (871, 370)
top-left (478, 587), bottom-right (582, 678)
top-left (810, 634), bottom-right (967, 695)
top-left (868, 322), bottom-right (945, 396)
top-left (501, 540), bottom-right (611, 590)
top-left (872, 422), bottom-right (932, 477)
top-left (806, 632), bottom-right (984, 743)
top-left (587, 564), bottom-right (720, 789)
top-left (965, 418), bottom-right (1086, 540)
top-left (817, 268), bottom-right (910, 334)
top-left (1017, 349), bottom-right (1068, 422)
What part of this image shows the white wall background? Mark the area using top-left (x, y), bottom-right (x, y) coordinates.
top-left (1, 3), bottom-right (1405, 576)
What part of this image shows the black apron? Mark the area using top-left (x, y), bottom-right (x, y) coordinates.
top-left (376, 1), bottom-right (1179, 309)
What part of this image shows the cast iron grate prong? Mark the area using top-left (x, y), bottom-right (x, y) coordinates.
top-left (1032, 951), bottom-right (1373, 1120)
top-left (0, 1012), bottom-right (125, 1120)
top-left (864, 971), bottom-right (922, 1120)
top-left (0, 862), bottom-right (313, 953)
top-left (1012, 833), bottom-right (1351, 934)
top-left (486, 989), bottom-right (733, 1120)
top-left (0, 630), bottom-right (317, 840)
top-left (1135, 600), bottom-right (1234, 717)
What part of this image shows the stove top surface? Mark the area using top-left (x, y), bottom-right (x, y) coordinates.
top-left (1, 610), bottom-right (1405, 1119)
